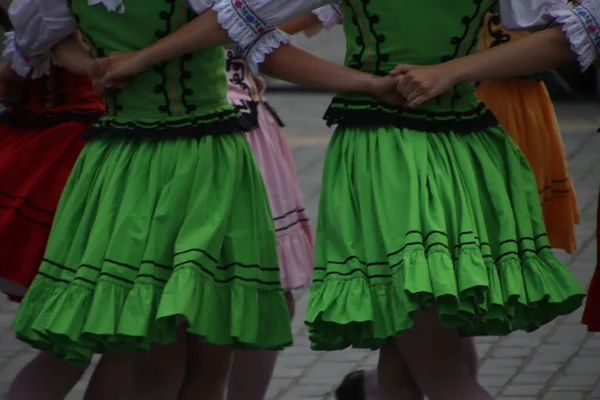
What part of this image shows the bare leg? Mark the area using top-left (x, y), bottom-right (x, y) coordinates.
top-left (226, 291), bottom-right (295, 400)
top-left (6, 351), bottom-right (85, 400)
top-left (377, 343), bottom-right (422, 400)
top-left (120, 327), bottom-right (188, 400)
top-left (391, 308), bottom-right (491, 400)
top-left (177, 337), bottom-right (234, 400)
top-left (346, 337), bottom-right (477, 400)
top-left (83, 353), bottom-right (131, 400)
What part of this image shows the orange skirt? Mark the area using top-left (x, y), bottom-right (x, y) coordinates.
top-left (477, 78), bottom-right (579, 253)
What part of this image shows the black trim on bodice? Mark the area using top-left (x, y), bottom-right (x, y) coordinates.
top-left (324, 100), bottom-right (498, 133)
top-left (439, 0), bottom-right (493, 107)
top-left (343, 0), bottom-right (388, 75)
top-left (83, 109), bottom-right (252, 139)
top-left (72, 1), bottom-right (253, 138)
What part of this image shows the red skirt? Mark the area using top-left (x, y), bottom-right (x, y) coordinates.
top-left (0, 120), bottom-right (90, 301)
top-left (582, 189), bottom-right (600, 331)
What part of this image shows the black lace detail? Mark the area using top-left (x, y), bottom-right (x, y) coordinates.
top-left (439, 0), bottom-right (488, 107)
top-left (487, 13), bottom-right (511, 48)
top-left (344, 1), bottom-right (366, 70)
top-left (178, 10), bottom-right (198, 114)
top-left (83, 109), bottom-right (252, 139)
top-left (226, 50), bottom-right (253, 98)
top-left (154, 4), bottom-right (178, 117)
top-left (482, 12), bottom-right (543, 81)
top-left (323, 99), bottom-right (498, 133)
top-left (224, 50), bottom-right (284, 128)
top-left (358, 0), bottom-right (387, 75)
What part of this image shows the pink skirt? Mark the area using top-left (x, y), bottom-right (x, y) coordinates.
top-left (228, 91), bottom-right (314, 290)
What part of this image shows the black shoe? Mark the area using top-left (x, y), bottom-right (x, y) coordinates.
top-left (335, 370), bottom-right (365, 400)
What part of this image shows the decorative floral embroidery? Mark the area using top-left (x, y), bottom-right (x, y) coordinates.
top-left (232, 0), bottom-right (267, 34)
top-left (575, 5), bottom-right (600, 51)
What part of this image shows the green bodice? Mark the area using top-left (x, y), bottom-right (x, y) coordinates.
top-left (70, 0), bottom-right (246, 136)
top-left (326, 0), bottom-right (498, 132)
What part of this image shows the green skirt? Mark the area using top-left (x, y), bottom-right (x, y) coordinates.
top-left (12, 134), bottom-right (293, 367)
top-left (305, 125), bottom-right (585, 350)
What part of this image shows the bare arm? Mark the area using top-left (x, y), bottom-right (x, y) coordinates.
top-left (53, 32), bottom-right (94, 76)
top-left (391, 27), bottom-right (577, 108)
top-left (258, 43), bottom-right (374, 94)
top-left (445, 27), bottom-right (574, 83)
top-left (103, 11), bottom-right (392, 98)
top-left (278, 12), bottom-right (321, 35)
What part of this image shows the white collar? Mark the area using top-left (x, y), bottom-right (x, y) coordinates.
top-left (88, 0), bottom-right (125, 13)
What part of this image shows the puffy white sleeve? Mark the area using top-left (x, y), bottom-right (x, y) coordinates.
top-left (305, 1), bottom-right (343, 38)
top-left (4, 0), bottom-right (77, 77)
top-left (186, 0), bottom-right (214, 14)
top-left (211, 0), bottom-right (332, 73)
top-left (549, 0), bottom-right (600, 70)
top-left (499, 0), bottom-right (600, 71)
top-left (498, 0), bottom-right (571, 30)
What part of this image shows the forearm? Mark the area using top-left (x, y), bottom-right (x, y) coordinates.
top-left (53, 33), bottom-right (93, 76)
top-left (259, 43), bottom-right (374, 94)
top-left (137, 10), bottom-right (230, 68)
top-left (137, 0), bottom-right (331, 72)
top-left (450, 27), bottom-right (575, 83)
top-left (278, 12), bottom-right (321, 35)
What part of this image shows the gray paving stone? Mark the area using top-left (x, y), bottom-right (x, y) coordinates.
top-left (554, 374), bottom-right (599, 387)
top-left (501, 384), bottom-right (544, 396)
top-left (543, 393), bottom-right (584, 400)
top-left (566, 358), bottom-right (600, 375)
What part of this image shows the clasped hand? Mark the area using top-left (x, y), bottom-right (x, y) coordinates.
top-left (86, 52), bottom-right (454, 109)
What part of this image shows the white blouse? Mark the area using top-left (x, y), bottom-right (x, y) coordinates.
top-left (5, 0), bottom-right (331, 76)
top-left (305, 2), bottom-right (343, 38)
top-left (499, 0), bottom-right (600, 70)
top-left (4, 0), bottom-right (219, 76)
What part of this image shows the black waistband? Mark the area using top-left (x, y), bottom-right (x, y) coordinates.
top-left (324, 100), bottom-right (498, 134)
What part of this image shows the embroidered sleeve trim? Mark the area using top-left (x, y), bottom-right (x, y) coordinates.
top-left (550, 2), bottom-right (600, 71)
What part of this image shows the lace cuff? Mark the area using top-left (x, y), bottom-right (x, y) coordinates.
top-left (3, 32), bottom-right (53, 77)
top-left (213, 0), bottom-right (292, 74)
top-left (305, 2), bottom-right (343, 38)
top-left (549, 1), bottom-right (600, 71)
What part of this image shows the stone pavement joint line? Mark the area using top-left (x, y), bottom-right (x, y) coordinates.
top-left (0, 102), bottom-right (598, 399)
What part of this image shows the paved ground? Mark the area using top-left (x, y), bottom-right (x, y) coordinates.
top-left (0, 97), bottom-right (598, 399)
